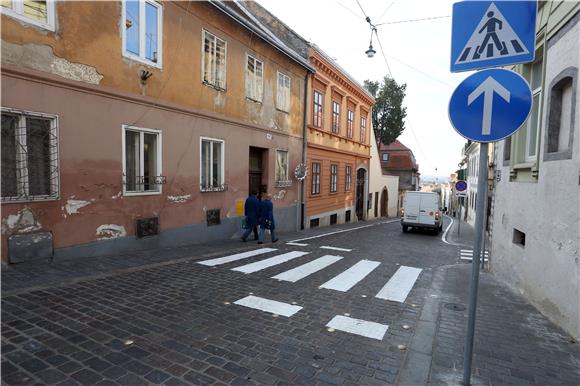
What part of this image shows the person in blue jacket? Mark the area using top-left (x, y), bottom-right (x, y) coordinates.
top-left (241, 190), bottom-right (260, 242)
top-left (258, 193), bottom-right (278, 244)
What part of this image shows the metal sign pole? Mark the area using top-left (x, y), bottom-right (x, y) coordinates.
top-left (462, 143), bottom-right (489, 385)
top-left (457, 198), bottom-right (462, 236)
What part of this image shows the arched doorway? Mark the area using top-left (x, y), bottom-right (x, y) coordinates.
top-left (355, 168), bottom-right (366, 220)
top-left (380, 187), bottom-right (388, 217)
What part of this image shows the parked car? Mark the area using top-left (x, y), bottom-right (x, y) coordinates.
top-left (400, 191), bottom-right (443, 234)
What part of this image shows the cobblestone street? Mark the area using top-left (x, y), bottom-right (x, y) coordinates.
top-left (2, 219), bottom-right (578, 385)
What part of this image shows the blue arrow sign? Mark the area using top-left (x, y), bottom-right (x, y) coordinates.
top-left (450, 1), bottom-right (537, 72)
top-left (449, 69), bottom-right (532, 142)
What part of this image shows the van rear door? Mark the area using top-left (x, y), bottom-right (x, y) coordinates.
top-left (418, 194), bottom-right (438, 225)
top-left (404, 193), bottom-right (421, 223)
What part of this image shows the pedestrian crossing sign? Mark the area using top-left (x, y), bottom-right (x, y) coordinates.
top-left (450, 1), bottom-right (537, 73)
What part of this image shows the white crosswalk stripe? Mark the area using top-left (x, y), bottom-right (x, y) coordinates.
top-left (198, 248), bottom-right (277, 266)
top-left (272, 255), bottom-right (343, 283)
top-left (234, 295), bottom-right (302, 317)
top-left (326, 315), bottom-right (389, 340)
top-left (375, 266), bottom-right (422, 303)
top-left (460, 249), bottom-right (489, 261)
top-left (319, 259), bottom-right (380, 292)
top-left (320, 246), bottom-right (352, 252)
top-left (232, 251), bottom-right (310, 274)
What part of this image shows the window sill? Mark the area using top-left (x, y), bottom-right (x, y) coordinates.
top-left (1, 195), bottom-right (59, 204)
top-left (124, 191), bottom-right (162, 197)
top-left (512, 162), bottom-right (535, 170)
top-left (122, 53), bottom-right (162, 69)
top-left (200, 184), bottom-right (228, 192)
top-left (203, 81), bottom-right (226, 92)
top-left (2, 9), bottom-right (55, 32)
top-left (275, 180), bottom-right (292, 188)
top-left (246, 97), bottom-right (263, 104)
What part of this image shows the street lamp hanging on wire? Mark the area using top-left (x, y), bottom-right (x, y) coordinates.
top-left (364, 16), bottom-right (377, 58)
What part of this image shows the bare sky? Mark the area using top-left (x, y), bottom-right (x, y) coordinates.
top-left (257, 0), bottom-right (475, 178)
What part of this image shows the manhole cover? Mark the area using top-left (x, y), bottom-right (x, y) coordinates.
top-left (444, 303), bottom-right (466, 311)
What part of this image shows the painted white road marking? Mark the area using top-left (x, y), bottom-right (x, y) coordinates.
top-left (272, 255), bottom-right (343, 283)
top-left (441, 215), bottom-right (455, 245)
top-left (319, 260), bottom-right (381, 292)
top-left (320, 246), bottom-right (352, 252)
top-left (461, 256), bottom-right (489, 261)
top-left (232, 251), bottom-right (309, 274)
top-left (198, 248), bottom-right (277, 266)
top-left (325, 315), bottom-right (389, 340)
top-left (234, 295), bottom-right (302, 317)
top-left (288, 223), bottom-right (376, 243)
top-left (286, 242), bottom-right (308, 246)
top-left (376, 266), bottom-right (423, 303)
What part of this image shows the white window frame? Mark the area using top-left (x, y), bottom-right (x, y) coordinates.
top-left (1, 107), bottom-right (59, 202)
top-left (245, 54), bottom-right (263, 102)
top-left (345, 165), bottom-right (352, 192)
top-left (277, 72), bottom-right (291, 112)
top-left (1, 0), bottom-right (56, 31)
top-left (382, 153), bottom-right (389, 161)
top-left (122, 125), bottom-right (163, 196)
top-left (202, 29), bottom-right (227, 90)
top-left (347, 109), bottom-right (354, 138)
top-left (275, 149), bottom-right (289, 183)
top-left (199, 137), bottom-right (225, 192)
top-left (121, 0), bottom-right (163, 68)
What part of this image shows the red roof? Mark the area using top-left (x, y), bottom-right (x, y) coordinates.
top-left (379, 140), bottom-right (418, 171)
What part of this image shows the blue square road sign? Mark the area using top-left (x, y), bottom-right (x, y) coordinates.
top-left (450, 1), bottom-right (537, 72)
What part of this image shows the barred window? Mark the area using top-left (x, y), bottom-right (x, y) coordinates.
top-left (203, 30), bottom-right (227, 90)
top-left (200, 137), bottom-right (225, 191)
top-left (123, 126), bottom-right (163, 194)
top-left (1, 109), bottom-right (59, 202)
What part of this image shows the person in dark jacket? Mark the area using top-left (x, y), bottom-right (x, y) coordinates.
top-left (241, 191), bottom-right (260, 242)
top-left (258, 193), bottom-right (278, 244)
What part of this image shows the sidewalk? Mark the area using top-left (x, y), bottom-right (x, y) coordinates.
top-left (1, 218), bottom-right (392, 295)
top-left (417, 216), bottom-right (580, 385)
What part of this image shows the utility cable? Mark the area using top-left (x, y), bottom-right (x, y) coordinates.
top-left (377, 0), bottom-right (397, 23)
top-left (355, 0), bottom-right (369, 19)
top-left (376, 15), bottom-right (450, 26)
top-left (373, 29), bottom-right (393, 79)
top-left (333, 0), bottom-right (364, 20)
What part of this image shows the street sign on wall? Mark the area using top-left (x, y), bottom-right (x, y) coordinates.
top-left (455, 180), bottom-right (467, 194)
top-left (450, 1), bottom-right (537, 72)
top-left (449, 68), bottom-right (532, 142)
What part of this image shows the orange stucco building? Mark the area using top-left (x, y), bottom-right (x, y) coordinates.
top-left (1, 1), bottom-right (313, 262)
top-left (305, 46), bottom-right (374, 228)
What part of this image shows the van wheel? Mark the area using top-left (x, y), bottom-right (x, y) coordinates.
top-left (402, 225), bottom-right (408, 233)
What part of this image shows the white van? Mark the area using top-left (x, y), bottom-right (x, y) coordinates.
top-left (400, 191), bottom-right (443, 234)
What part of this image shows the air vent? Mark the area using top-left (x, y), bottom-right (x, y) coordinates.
top-left (136, 217), bottom-right (159, 238)
top-left (206, 209), bottom-right (221, 226)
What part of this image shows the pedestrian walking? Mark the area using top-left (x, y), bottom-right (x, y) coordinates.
top-left (241, 190), bottom-right (260, 242)
top-left (258, 193), bottom-right (278, 244)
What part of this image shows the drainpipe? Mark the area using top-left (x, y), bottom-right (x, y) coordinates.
top-left (300, 71), bottom-right (311, 230)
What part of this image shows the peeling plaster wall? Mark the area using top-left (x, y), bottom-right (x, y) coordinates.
top-left (1, 40), bottom-right (103, 84)
top-left (490, 18), bottom-right (580, 339)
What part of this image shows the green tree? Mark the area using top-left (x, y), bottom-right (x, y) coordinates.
top-left (363, 77), bottom-right (407, 149)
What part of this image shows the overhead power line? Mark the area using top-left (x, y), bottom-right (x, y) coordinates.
top-left (373, 30), bottom-right (393, 79)
top-left (355, 0), bottom-right (369, 19)
top-left (376, 15), bottom-right (450, 26)
top-left (377, 0), bottom-right (397, 23)
top-left (332, 0), bottom-right (364, 20)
